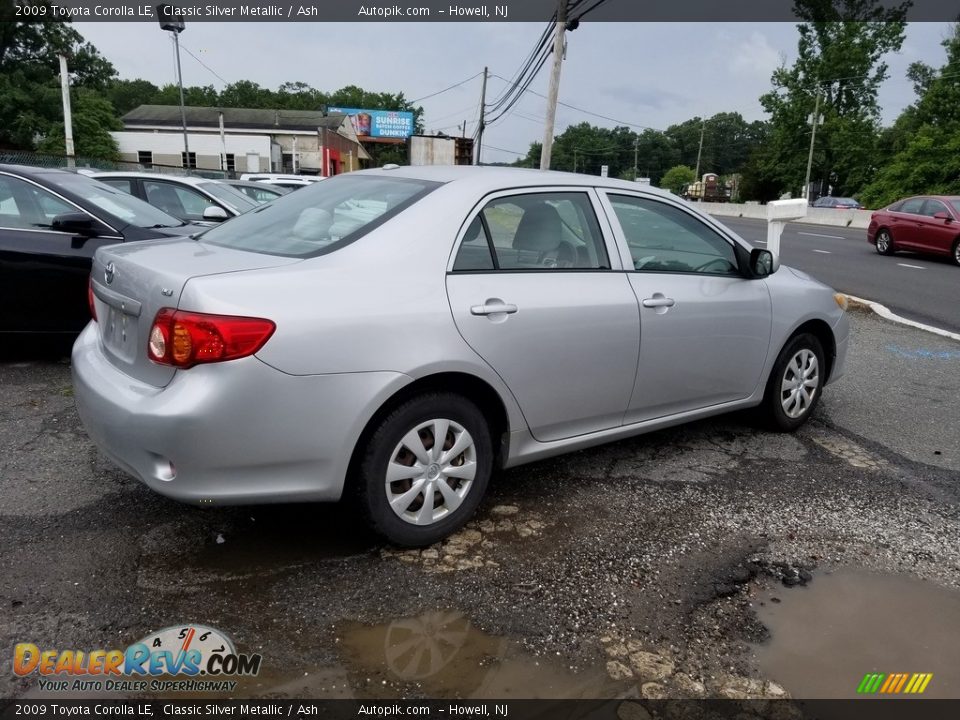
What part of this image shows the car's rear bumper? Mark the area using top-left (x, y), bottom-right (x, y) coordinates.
top-left (72, 323), bottom-right (407, 505)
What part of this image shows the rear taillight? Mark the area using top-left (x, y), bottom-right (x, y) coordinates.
top-left (147, 308), bottom-right (275, 368)
top-left (88, 278), bottom-right (97, 321)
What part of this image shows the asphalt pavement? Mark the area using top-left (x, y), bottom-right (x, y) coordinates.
top-left (2, 309), bottom-right (959, 702)
top-left (713, 215), bottom-right (960, 334)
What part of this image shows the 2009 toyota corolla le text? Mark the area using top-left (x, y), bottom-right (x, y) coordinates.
top-left (72, 166), bottom-right (849, 546)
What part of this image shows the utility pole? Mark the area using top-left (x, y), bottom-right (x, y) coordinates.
top-left (803, 89), bottom-right (822, 201)
top-left (633, 136), bottom-right (639, 181)
top-left (693, 119), bottom-right (705, 180)
top-left (58, 55), bottom-right (75, 167)
top-left (475, 67), bottom-right (488, 165)
top-left (540, 0), bottom-right (569, 170)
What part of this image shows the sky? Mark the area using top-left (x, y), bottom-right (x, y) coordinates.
top-left (75, 21), bottom-right (954, 164)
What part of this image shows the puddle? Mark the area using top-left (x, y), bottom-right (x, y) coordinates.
top-left (753, 569), bottom-right (960, 699)
top-left (336, 610), bottom-right (618, 698)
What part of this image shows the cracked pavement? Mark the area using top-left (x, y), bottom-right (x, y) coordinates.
top-left (1, 307), bottom-right (959, 701)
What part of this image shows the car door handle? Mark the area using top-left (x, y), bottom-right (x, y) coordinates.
top-left (471, 300), bottom-right (518, 316)
top-left (642, 296), bottom-right (675, 308)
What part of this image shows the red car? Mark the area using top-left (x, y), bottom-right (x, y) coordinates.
top-left (867, 195), bottom-right (960, 266)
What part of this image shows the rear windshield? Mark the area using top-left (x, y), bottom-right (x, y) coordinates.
top-left (199, 174), bottom-right (440, 257)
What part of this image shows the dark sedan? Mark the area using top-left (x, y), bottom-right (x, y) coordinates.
top-left (0, 164), bottom-right (203, 335)
top-left (867, 195), bottom-right (960, 266)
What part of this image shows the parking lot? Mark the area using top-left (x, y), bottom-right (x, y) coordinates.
top-left (0, 308), bottom-right (957, 702)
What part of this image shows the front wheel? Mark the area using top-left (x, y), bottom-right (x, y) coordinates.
top-left (875, 229), bottom-right (895, 255)
top-left (356, 393), bottom-right (493, 547)
top-left (952, 239), bottom-right (960, 267)
top-left (761, 334), bottom-right (825, 432)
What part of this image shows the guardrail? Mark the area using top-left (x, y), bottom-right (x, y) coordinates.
top-left (698, 201), bottom-right (872, 229)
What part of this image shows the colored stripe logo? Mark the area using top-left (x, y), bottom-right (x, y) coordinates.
top-left (857, 673), bottom-right (933, 695)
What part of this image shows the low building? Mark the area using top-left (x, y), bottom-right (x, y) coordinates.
top-left (113, 105), bottom-right (371, 176)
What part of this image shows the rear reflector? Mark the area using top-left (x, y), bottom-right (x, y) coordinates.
top-left (147, 308), bottom-right (275, 368)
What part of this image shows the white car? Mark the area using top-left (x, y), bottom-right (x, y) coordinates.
top-left (93, 172), bottom-right (258, 224)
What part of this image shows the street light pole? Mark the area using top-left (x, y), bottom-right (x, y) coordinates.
top-left (157, 6), bottom-right (189, 166)
top-left (58, 55), bottom-right (75, 167)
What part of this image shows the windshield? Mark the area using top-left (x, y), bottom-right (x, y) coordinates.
top-left (53, 173), bottom-right (186, 228)
top-left (198, 181), bottom-right (259, 212)
top-left (200, 174), bottom-right (441, 258)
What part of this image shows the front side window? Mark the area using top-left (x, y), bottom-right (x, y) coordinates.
top-left (200, 174), bottom-right (440, 258)
top-left (920, 199), bottom-right (949, 217)
top-left (99, 178), bottom-right (134, 195)
top-left (143, 180), bottom-right (215, 221)
top-left (454, 192), bottom-right (609, 271)
top-left (608, 194), bottom-right (740, 276)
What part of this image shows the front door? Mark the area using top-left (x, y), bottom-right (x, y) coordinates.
top-left (601, 193), bottom-right (772, 423)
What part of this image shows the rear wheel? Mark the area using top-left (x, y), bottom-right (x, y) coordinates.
top-left (875, 229), bottom-right (895, 255)
top-left (357, 393), bottom-right (493, 547)
top-left (761, 334), bottom-right (825, 432)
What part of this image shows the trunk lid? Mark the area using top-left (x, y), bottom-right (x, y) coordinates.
top-left (90, 238), bottom-right (300, 387)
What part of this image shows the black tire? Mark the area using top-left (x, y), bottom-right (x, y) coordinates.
top-left (356, 393), bottom-right (493, 547)
top-left (875, 228), bottom-right (895, 255)
top-left (952, 239), bottom-right (960, 267)
top-left (761, 333), bottom-right (826, 432)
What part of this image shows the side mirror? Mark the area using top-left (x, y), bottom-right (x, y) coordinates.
top-left (933, 211), bottom-right (952, 222)
top-left (750, 248), bottom-right (779, 278)
top-left (202, 206), bottom-right (230, 222)
top-left (51, 212), bottom-right (98, 236)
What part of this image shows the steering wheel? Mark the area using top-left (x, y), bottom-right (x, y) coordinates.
top-left (693, 257), bottom-right (733, 273)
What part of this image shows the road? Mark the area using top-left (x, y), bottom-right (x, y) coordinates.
top-left (713, 216), bottom-right (960, 334)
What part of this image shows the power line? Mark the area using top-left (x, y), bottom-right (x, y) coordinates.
top-left (410, 72), bottom-right (483, 103)
top-left (178, 42), bottom-right (230, 86)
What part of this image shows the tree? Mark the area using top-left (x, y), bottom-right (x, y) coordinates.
top-left (36, 88), bottom-right (120, 159)
top-left (104, 78), bottom-right (160, 116)
top-left (753, 0), bottom-right (908, 199)
top-left (860, 24), bottom-right (960, 207)
top-left (0, 4), bottom-right (116, 152)
top-left (659, 165), bottom-right (696, 193)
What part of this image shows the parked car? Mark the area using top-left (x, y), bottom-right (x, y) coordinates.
top-left (0, 164), bottom-right (203, 335)
top-left (239, 173), bottom-right (324, 190)
top-left (225, 180), bottom-right (290, 203)
top-left (812, 196), bottom-right (862, 209)
top-left (73, 167), bottom-right (849, 546)
top-left (867, 195), bottom-right (960, 266)
top-left (93, 172), bottom-right (258, 224)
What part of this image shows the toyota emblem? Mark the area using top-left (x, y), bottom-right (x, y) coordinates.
top-left (104, 262), bottom-right (115, 285)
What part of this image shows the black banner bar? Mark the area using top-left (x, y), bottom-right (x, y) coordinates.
top-left (2, 699), bottom-right (960, 720)
top-left (7, 0), bottom-right (960, 23)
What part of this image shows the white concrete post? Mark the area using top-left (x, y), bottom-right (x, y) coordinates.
top-left (766, 199), bottom-right (808, 256)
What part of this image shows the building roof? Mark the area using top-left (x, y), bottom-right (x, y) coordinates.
top-left (122, 105), bottom-right (350, 132)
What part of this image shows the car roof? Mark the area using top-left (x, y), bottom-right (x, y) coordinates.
top-left (0, 163), bottom-right (80, 179)
top-left (93, 171), bottom-right (220, 187)
top-left (360, 165), bottom-right (679, 199)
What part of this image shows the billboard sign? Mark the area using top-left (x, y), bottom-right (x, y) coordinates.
top-left (329, 107), bottom-right (415, 140)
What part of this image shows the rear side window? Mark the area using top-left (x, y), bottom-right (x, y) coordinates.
top-left (200, 175), bottom-right (440, 258)
top-left (899, 198), bottom-right (925, 214)
top-left (453, 192), bottom-right (610, 271)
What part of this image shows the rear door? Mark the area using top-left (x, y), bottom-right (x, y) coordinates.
top-left (445, 188), bottom-right (640, 442)
top-left (600, 192), bottom-right (772, 423)
top-left (0, 172), bottom-right (122, 333)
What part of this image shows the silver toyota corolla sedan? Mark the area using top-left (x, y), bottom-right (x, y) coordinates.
top-left (73, 166), bottom-right (849, 546)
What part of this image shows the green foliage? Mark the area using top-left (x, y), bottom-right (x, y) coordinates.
top-left (36, 88), bottom-right (121, 160)
top-left (860, 24), bottom-right (960, 207)
top-left (0, 5), bottom-right (117, 153)
top-left (753, 0), bottom-right (908, 199)
top-left (659, 165), bottom-right (696, 193)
